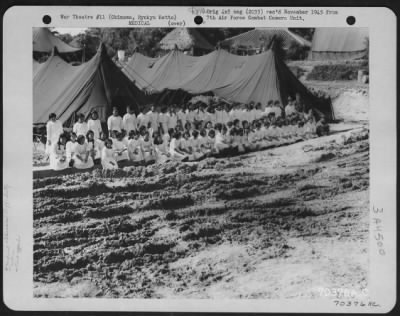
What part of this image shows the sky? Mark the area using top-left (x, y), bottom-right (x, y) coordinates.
top-left (53, 28), bottom-right (88, 36)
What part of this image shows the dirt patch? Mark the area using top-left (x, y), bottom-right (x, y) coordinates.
top-left (33, 128), bottom-right (369, 299)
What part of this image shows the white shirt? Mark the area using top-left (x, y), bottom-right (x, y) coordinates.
top-left (158, 113), bottom-right (169, 132)
top-left (167, 113), bottom-right (177, 129)
top-left (73, 121), bottom-right (88, 137)
top-left (128, 138), bottom-right (142, 153)
top-left (112, 139), bottom-right (127, 153)
top-left (102, 147), bottom-right (116, 161)
top-left (137, 112), bottom-right (150, 129)
top-left (215, 131), bottom-right (227, 146)
top-left (147, 111), bottom-right (159, 129)
top-left (271, 106), bottom-right (282, 118)
top-left (87, 119), bottom-right (102, 139)
top-left (177, 110), bottom-right (187, 126)
top-left (186, 110), bottom-right (196, 123)
top-left (215, 110), bottom-right (224, 124)
top-left (107, 115), bottom-right (123, 133)
top-left (255, 109), bottom-right (263, 120)
top-left (66, 141), bottom-right (78, 160)
top-left (285, 105), bottom-right (297, 116)
top-left (140, 138), bottom-right (153, 152)
top-left (169, 138), bottom-right (180, 153)
top-left (162, 133), bottom-right (170, 145)
top-left (122, 113), bottom-right (137, 133)
top-left (46, 120), bottom-right (63, 144)
top-left (264, 107), bottom-right (274, 116)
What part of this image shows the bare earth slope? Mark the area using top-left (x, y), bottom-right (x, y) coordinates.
top-left (33, 127), bottom-right (369, 298)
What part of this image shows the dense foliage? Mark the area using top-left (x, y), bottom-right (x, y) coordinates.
top-left (53, 28), bottom-right (314, 61)
top-left (306, 63), bottom-right (369, 81)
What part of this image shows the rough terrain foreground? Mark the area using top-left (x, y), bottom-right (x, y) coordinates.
top-left (33, 128), bottom-right (369, 298)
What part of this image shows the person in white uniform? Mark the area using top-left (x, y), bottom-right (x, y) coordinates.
top-left (158, 107), bottom-right (169, 135)
top-left (153, 132), bottom-right (171, 164)
top-left (146, 105), bottom-right (159, 131)
top-left (46, 113), bottom-right (64, 155)
top-left (136, 109), bottom-right (149, 130)
top-left (107, 107), bottom-right (123, 137)
top-left (49, 134), bottom-right (69, 171)
top-left (285, 97), bottom-right (297, 118)
top-left (140, 131), bottom-right (155, 163)
top-left (86, 130), bottom-right (102, 163)
top-left (167, 107), bottom-right (178, 131)
top-left (73, 113), bottom-right (88, 137)
top-left (122, 105), bottom-right (137, 135)
top-left (169, 131), bottom-right (188, 161)
top-left (73, 135), bottom-right (94, 169)
top-left (101, 139), bottom-right (118, 170)
top-left (87, 111), bottom-right (103, 140)
top-left (66, 132), bottom-right (78, 165)
top-left (127, 130), bottom-right (144, 163)
top-left (113, 132), bottom-right (129, 162)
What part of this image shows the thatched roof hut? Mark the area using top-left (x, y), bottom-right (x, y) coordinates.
top-left (220, 28), bottom-right (311, 55)
top-left (160, 28), bottom-right (214, 55)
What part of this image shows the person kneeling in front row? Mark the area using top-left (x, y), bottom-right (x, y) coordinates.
top-left (73, 135), bottom-right (94, 169)
top-left (101, 138), bottom-right (118, 170)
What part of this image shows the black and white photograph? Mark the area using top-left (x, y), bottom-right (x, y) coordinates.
top-left (32, 25), bottom-right (371, 299)
top-left (2, 4), bottom-right (397, 312)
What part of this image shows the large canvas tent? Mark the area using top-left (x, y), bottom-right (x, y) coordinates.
top-left (33, 44), bottom-right (148, 126)
top-left (220, 28), bottom-right (311, 55)
top-left (310, 27), bottom-right (369, 60)
top-left (33, 27), bottom-right (82, 54)
top-left (120, 48), bottom-right (334, 120)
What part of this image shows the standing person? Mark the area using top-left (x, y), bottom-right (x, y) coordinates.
top-left (158, 106), bottom-right (169, 136)
top-left (186, 104), bottom-right (196, 125)
top-left (107, 107), bottom-right (123, 137)
top-left (73, 113), bottom-right (88, 137)
top-left (101, 139), bottom-right (118, 170)
top-left (137, 107), bottom-right (149, 130)
top-left (87, 111), bottom-right (103, 140)
top-left (147, 105), bottom-right (159, 132)
top-left (73, 135), bottom-right (94, 169)
top-left (46, 113), bottom-right (63, 155)
top-left (177, 105), bottom-right (187, 128)
top-left (167, 106), bottom-right (178, 131)
top-left (248, 102), bottom-right (257, 123)
top-left (122, 105), bottom-right (137, 135)
top-left (221, 103), bottom-right (230, 126)
top-left (215, 103), bottom-right (224, 125)
top-left (49, 134), bottom-right (69, 171)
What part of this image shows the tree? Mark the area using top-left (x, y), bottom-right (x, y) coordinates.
top-left (288, 28), bottom-right (315, 41)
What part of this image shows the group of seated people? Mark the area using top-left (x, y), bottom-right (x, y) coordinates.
top-left (45, 99), bottom-right (328, 171)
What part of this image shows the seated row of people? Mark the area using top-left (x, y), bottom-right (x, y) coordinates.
top-left (48, 116), bottom-right (318, 171)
